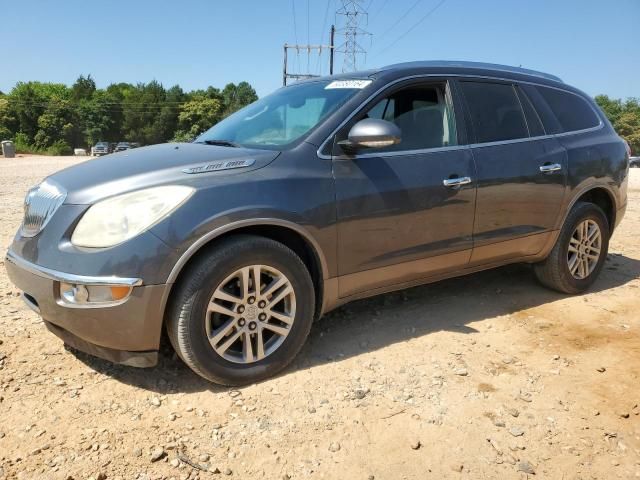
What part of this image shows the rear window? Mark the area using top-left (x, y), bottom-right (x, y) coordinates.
top-left (460, 81), bottom-right (529, 143)
top-left (536, 86), bottom-right (600, 133)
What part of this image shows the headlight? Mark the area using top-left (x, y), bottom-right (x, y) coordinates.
top-left (71, 185), bottom-right (194, 248)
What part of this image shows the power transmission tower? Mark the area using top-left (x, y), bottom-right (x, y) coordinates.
top-left (335, 0), bottom-right (370, 72)
top-left (282, 25), bottom-right (336, 86)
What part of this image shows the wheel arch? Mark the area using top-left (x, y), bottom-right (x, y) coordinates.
top-left (161, 219), bottom-right (328, 323)
top-left (567, 185), bottom-right (617, 233)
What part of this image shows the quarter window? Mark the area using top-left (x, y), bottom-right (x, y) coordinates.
top-left (536, 86), bottom-right (600, 132)
top-left (460, 81), bottom-right (529, 143)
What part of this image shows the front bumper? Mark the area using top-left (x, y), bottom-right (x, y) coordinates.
top-left (5, 250), bottom-right (167, 367)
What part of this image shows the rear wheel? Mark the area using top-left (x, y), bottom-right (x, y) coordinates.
top-left (166, 235), bottom-right (315, 385)
top-left (534, 201), bottom-right (609, 294)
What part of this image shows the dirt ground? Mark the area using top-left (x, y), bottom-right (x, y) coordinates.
top-left (0, 155), bottom-right (639, 480)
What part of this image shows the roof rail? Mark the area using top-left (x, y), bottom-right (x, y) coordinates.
top-left (379, 60), bottom-right (564, 83)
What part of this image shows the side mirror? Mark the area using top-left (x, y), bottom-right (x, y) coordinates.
top-left (339, 118), bottom-right (401, 153)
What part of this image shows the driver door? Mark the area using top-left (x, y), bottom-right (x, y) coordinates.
top-left (331, 79), bottom-right (477, 298)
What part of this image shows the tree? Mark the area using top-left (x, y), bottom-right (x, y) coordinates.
top-left (221, 82), bottom-right (258, 117)
top-left (33, 97), bottom-right (75, 150)
top-left (0, 96), bottom-right (16, 140)
top-left (174, 96), bottom-right (223, 141)
top-left (71, 74), bottom-right (96, 102)
top-left (596, 95), bottom-right (640, 155)
top-left (0, 77), bottom-right (260, 154)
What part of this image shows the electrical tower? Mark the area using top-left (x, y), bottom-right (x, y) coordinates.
top-left (335, 0), bottom-right (370, 72)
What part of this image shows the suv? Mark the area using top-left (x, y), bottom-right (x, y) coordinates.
top-left (91, 141), bottom-right (110, 156)
top-left (114, 142), bottom-right (131, 152)
top-left (5, 61), bottom-right (629, 385)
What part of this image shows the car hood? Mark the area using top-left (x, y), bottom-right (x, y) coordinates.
top-left (49, 142), bottom-right (280, 204)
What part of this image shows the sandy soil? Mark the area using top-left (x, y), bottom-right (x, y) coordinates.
top-left (1, 155), bottom-right (639, 480)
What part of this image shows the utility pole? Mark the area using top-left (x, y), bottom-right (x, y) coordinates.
top-left (335, 0), bottom-right (370, 72)
top-left (282, 25), bottom-right (335, 86)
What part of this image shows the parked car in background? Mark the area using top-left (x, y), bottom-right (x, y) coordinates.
top-left (630, 156), bottom-right (640, 167)
top-left (91, 142), bottom-right (110, 156)
top-left (130, 142), bottom-right (140, 149)
top-left (5, 61), bottom-right (628, 386)
top-left (114, 142), bottom-right (131, 152)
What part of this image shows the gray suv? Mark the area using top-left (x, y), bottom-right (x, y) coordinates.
top-left (5, 61), bottom-right (629, 385)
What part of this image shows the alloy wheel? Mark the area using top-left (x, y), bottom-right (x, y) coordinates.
top-left (567, 219), bottom-right (602, 280)
top-left (205, 265), bottom-right (296, 363)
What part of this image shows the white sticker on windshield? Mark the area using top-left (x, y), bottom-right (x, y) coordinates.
top-left (325, 80), bottom-right (372, 89)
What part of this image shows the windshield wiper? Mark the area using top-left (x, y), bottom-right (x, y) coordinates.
top-left (198, 139), bottom-right (241, 148)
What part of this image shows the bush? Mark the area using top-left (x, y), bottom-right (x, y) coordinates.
top-left (46, 140), bottom-right (72, 156)
top-left (14, 132), bottom-right (33, 153)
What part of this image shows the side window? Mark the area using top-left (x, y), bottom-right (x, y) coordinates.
top-left (460, 81), bottom-right (529, 143)
top-left (515, 87), bottom-right (545, 137)
top-left (349, 83), bottom-right (458, 153)
top-left (367, 98), bottom-right (395, 122)
top-left (536, 86), bottom-right (600, 132)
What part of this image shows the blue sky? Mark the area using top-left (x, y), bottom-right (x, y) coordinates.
top-left (1, 0), bottom-right (638, 99)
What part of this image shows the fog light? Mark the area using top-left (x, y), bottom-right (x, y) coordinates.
top-left (110, 286), bottom-right (131, 301)
top-left (59, 282), bottom-right (133, 306)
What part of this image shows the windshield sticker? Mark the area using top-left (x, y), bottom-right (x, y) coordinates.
top-left (325, 80), bottom-right (372, 90)
top-left (182, 158), bottom-right (256, 174)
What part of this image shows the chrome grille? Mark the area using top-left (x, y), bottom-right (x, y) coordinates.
top-left (21, 180), bottom-right (66, 237)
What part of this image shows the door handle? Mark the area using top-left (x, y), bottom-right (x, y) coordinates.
top-left (539, 163), bottom-right (562, 173)
top-left (443, 176), bottom-right (472, 187)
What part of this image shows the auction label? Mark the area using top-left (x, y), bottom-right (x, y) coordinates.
top-left (325, 80), bottom-right (373, 89)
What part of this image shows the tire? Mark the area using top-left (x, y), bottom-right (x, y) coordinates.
top-left (166, 235), bottom-right (315, 385)
top-left (534, 201), bottom-right (609, 294)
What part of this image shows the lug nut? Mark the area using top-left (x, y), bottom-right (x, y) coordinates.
top-left (238, 318), bottom-right (246, 327)
top-left (259, 313), bottom-right (267, 321)
top-left (248, 296), bottom-right (255, 304)
top-left (249, 322), bottom-right (257, 331)
top-left (258, 300), bottom-right (266, 308)
top-left (237, 305), bottom-right (245, 313)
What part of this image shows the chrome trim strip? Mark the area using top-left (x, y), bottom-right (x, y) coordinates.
top-left (5, 250), bottom-right (143, 287)
top-left (55, 291), bottom-right (134, 309)
top-left (539, 163), bottom-right (562, 173)
top-left (317, 73), bottom-right (604, 160)
top-left (443, 176), bottom-right (472, 187)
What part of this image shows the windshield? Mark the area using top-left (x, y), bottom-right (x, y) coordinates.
top-left (196, 80), bottom-right (370, 149)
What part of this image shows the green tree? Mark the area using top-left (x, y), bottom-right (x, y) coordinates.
top-left (221, 82), bottom-right (258, 117)
top-left (0, 96), bottom-right (16, 140)
top-left (33, 97), bottom-right (75, 150)
top-left (1, 77), bottom-right (260, 154)
top-left (596, 95), bottom-right (640, 154)
top-left (71, 74), bottom-right (96, 102)
top-left (174, 96), bottom-right (223, 141)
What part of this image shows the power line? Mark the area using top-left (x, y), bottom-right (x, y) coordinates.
top-left (373, 0), bottom-right (449, 57)
top-left (376, 0), bottom-right (424, 40)
top-left (316, 0), bottom-right (334, 74)
top-left (291, 0), bottom-right (300, 72)
top-left (291, 0), bottom-right (299, 45)
top-left (307, 0), bottom-right (311, 72)
top-left (370, 0), bottom-right (389, 21)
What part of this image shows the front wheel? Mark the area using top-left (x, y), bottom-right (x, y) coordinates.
top-left (534, 201), bottom-right (609, 294)
top-left (166, 235), bottom-right (315, 385)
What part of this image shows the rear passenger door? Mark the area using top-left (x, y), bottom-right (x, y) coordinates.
top-left (458, 79), bottom-right (568, 264)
